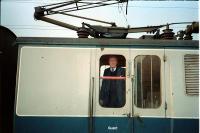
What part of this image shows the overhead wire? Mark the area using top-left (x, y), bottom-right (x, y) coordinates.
top-left (117, 2), bottom-right (129, 26)
top-left (1, 0), bottom-right (198, 36)
top-left (1, 0), bottom-right (198, 10)
top-left (55, 1), bottom-right (120, 13)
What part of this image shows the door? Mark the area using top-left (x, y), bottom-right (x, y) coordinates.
top-left (93, 48), bottom-right (132, 133)
top-left (131, 49), bottom-right (167, 133)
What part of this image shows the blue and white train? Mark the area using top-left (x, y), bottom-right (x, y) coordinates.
top-left (14, 37), bottom-right (199, 133)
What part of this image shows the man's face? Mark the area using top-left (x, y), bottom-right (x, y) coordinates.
top-left (109, 57), bottom-right (117, 68)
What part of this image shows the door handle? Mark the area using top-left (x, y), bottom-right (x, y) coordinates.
top-left (122, 113), bottom-right (131, 117)
top-left (133, 114), bottom-right (143, 123)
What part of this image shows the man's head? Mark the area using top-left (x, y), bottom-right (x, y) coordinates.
top-left (109, 56), bottom-right (118, 68)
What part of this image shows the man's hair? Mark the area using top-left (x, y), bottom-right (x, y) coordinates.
top-left (109, 55), bottom-right (118, 61)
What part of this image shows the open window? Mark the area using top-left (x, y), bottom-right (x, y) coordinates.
top-left (99, 55), bottom-right (126, 108)
top-left (134, 55), bottom-right (161, 108)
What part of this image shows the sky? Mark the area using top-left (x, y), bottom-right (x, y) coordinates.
top-left (0, 0), bottom-right (199, 39)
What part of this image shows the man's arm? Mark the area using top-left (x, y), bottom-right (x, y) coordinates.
top-left (99, 69), bottom-right (108, 106)
top-left (118, 67), bottom-right (125, 77)
top-left (122, 68), bottom-right (125, 77)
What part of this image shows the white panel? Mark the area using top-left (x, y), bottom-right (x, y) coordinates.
top-left (16, 46), bottom-right (91, 116)
top-left (165, 49), bottom-right (199, 118)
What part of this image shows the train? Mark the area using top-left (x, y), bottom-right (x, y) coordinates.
top-left (13, 37), bottom-right (199, 133)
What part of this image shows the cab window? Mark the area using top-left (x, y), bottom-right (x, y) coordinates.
top-left (99, 55), bottom-right (126, 108)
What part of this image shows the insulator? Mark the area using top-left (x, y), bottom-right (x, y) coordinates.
top-left (77, 28), bottom-right (90, 38)
top-left (177, 30), bottom-right (185, 40)
top-left (160, 29), bottom-right (175, 40)
top-left (184, 34), bottom-right (193, 40)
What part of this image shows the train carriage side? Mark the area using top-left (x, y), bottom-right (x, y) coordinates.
top-left (15, 45), bottom-right (92, 133)
top-left (14, 38), bottom-right (199, 133)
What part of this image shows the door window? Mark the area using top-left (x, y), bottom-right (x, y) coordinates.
top-left (134, 55), bottom-right (161, 108)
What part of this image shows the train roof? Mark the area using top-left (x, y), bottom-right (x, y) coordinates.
top-left (16, 37), bottom-right (199, 49)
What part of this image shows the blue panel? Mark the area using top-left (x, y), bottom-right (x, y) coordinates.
top-left (14, 116), bottom-right (199, 133)
top-left (133, 117), bottom-right (199, 133)
top-left (14, 116), bottom-right (89, 133)
top-left (134, 117), bottom-right (171, 133)
top-left (94, 117), bottom-right (131, 133)
top-left (173, 118), bottom-right (199, 133)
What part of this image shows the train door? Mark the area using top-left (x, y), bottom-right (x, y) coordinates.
top-left (93, 48), bottom-right (132, 133)
top-left (131, 49), bottom-right (168, 133)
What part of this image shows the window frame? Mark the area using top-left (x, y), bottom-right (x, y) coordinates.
top-left (133, 55), bottom-right (162, 109)
top-left (99, 54), bottom-right (126, 108)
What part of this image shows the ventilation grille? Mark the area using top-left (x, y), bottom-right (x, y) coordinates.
top-left (184, 54), bottom-right (199, 95)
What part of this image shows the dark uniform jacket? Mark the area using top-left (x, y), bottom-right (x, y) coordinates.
top-left (100, 67), bottom-right (125, 107)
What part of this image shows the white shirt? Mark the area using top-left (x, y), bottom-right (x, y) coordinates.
top-left (110, 67), bottom-right (116, 72)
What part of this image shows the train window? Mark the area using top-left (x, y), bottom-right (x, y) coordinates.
top-left (134, 55), bottom-right (161, 108)
top-left (99, 55), bottom-right (126, 108)
top-left (184, 54), bottom-right (199, 95)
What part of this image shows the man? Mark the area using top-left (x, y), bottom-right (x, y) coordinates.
top-left (100, 56), bottom-right (125, 108)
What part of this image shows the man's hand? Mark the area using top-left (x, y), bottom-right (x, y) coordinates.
top-left (100, 99), bottom-right (104, 105)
